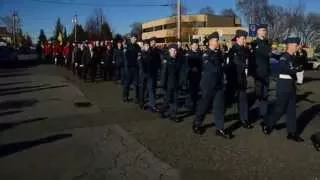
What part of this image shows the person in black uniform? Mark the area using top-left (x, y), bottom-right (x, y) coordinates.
top-left (192, 32), bottom-right (231, 138)
top-left (149, 37), bottom-right (162, 80)
top-left (160, 44), bottom-right (183, 122)
top-left (251, 24), bottom-right (271, 123)
top-left (263, 36), bottom-right (304, 142)
top-left (102, 43), bottom-right (114, 81)
top-left (82, 42), bottom-right (98, 82)
top-left (185, 39), bottom-right (202, 112)
top-left (113, 39), bottom-right (125, 84)
top-left (295, 45), bottom-right (308, 85)
top-left (229, 30), bottom-right (253, 129)
top-left (122, 34), bottom-right (141, 103)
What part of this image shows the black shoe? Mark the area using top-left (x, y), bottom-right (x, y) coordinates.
top-left (149, 106), bottom-right (159, 113)
top-left (242, 120), bottom-right (253, 129)
top-left (261, 124), bottom-right (272, 135)
top-left (122, 98), bottom-right (129, 103)
top-left (287, 133), bottom-right (304, 142)
top-left (169, 116), bottom-right (181, 123)
top-left (192, 124), bottom-right (203, 135)
top-left (216, 129), bottom-right (232, 139)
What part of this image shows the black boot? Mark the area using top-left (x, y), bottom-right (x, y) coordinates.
top-left (242, 120), bottom-right (254, 129)
top-left (261, 123), bottom-right (272, 135)
top-left (287, 133), bottom-right (304, 142)
top-left (216, 129), bottom-right (232, 139)
top-left (192, 124), bottom-right (203, 135)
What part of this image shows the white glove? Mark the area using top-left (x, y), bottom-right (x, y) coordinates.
top-left (75, 63), bottom-right (78, 67)
top-left (101, 61), bottom-right (104, 65)
top-left (79, 64), bottom-right (84, 67)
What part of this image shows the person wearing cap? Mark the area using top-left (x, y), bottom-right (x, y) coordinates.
top-left (263, 36), bottom-right (304, 142)
top-left (251, 24), bottom-right (272, 124)
top-left (122, 34), bottom-right (141, 103)
top-left (184, 39), bottom-right (202, 113)
top-left (229, 29), bottom-right (253, 129)
top-left (113, 38), bottom-right (125, 84)
top-left (192, 32), bottom-right (231, 138)
top-left (159, 43), bottom-right (183, 122)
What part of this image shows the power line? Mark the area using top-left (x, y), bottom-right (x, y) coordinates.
top-left (29, 0), bottom-right (172, 7)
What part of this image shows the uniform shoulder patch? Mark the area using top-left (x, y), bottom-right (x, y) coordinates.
top-left (280, 56), bottom-right (287, 61)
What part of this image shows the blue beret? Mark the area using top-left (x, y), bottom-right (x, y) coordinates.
top-left (168, 43), bottom-right (178, 50)
top-left (207, 32), bottom-right (219, 40)
top-left (235, 30), bottom-right (248, 37)
top-left (257, 24), bottom-right (268, 30)
top-left (285, 37), bottom-right (300, 44)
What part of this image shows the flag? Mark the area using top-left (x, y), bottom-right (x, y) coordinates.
top-left (57, 32), bottom-right (63, 45)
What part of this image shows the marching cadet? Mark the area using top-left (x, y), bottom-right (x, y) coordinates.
top-left (263, 36), bottom-right (304, 142)
top-left (229, 30), bottom-right (253, 129)
top-left (251, 24), bottom-right (271, 121)
top-left (113, 38), bottom-right (125, 84)
top-left (160, 44), bottom-right (183, 122)
top-left (192, 32), bottom-right (231, 138)
top-left (185, 39), bottom-right (202, 112)
top-left (63, 42), bottom-right (72, 69)
top-left (149, 37), bottom-right (162, 79)
top-left (122, 34), bottom-right (141, 103)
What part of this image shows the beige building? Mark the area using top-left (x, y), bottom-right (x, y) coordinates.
top-left (142, 14), bottom-right (247, 43)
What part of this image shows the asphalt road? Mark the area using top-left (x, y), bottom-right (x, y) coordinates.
top-left (0, 63), bottom-right (319, 180)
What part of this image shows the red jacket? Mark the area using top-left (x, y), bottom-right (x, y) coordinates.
top-left (63, 45), bottom-right (71, 56)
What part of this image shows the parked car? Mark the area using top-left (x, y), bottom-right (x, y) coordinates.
top-left (0, 46), bottom-right (18, 62)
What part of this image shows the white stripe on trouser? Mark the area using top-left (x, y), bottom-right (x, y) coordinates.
top-left (279, 74), bottom-right (292, 79)
top-left (296, 71), bottom-right (304, 84)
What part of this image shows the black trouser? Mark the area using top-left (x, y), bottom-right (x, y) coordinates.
top-left (160, 88), bottom-right (178, 118)
top-left (237, 89), bottom-right (248, 122)
top-left (194, 88), bottom-right (225, 130)
top-left (255, 77), bottom-right (269, 119)
top-left (123, 66), bottom-right (139, 101)
top-left (187, 72), bottom-right (201, 110)
top-left (104, 65), bottom-right (114, 81)
top-left (267, 85), bottom-right (296, 134)
top-left (84, 63), bottom-right (97, 82)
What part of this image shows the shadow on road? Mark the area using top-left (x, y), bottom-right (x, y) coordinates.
top-left (0, 73), bottom-right (32, 78)
top-left (0, 110), bottom-right (23, 117)
top-left (303, 77), bottom-right (320, 85)
top-left (0, 85), bottom-right (68, 96)
top-left (0, 99), bottom-right (38, 110)
top-left (0, 84), bottom-right (50, 93)
top-left (0, 133), bottom-right (72, 159)
top-left (0, 117), bottom-right (48, 132)
top-left (0, 81), bottom-right (34, 87)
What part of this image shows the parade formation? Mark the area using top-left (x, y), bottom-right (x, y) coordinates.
top-left (41, 25), bottom-right (308, 142)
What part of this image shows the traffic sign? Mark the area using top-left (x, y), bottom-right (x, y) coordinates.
top-left (249, 24), bottom-right (257, 37)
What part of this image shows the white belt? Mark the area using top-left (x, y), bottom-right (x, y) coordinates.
top-left (279, 74), bottom-right (292, 79)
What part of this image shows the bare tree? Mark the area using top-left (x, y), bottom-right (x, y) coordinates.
top-left (85, 8), bottom-right (112, 40)
top-left (236, 0), bottom-right (269, 24)
top-left (296, 12), bottom-right (320, 46)
top-left (170, 0), bottom-right (188, 16)
top-left (220, 8), bottom-right (236, 17)
top-left (130, 22), bottom-right (142, 41)
top-left (199, 6), bottom-right (215, 15)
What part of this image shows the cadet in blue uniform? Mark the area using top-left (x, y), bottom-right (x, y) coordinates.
top-left (138, 40), bottom-right (159, 112)
top-left (229, 30), bottom-right (253, 129)
top-left (251, 24), bottom-right (271, 122)
top-left (192, 32), bottom-right (231, 138)
top-left (160, 44), bottom-right (183, 122)
top-left (185, 39), bottom-right (202, 112)
top-left (122, 34), bottom-right (141, 103)
top-left (263, 37), bottom-right (304, 142)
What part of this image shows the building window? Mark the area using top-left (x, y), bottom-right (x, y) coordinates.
top-left (154, 25), bottom-right (163, 31)
top-left (143, 27), bottom-right (154, 33)
top-left (163, 23), bottom-right (176, 29)
top-left (182, 21), bottom-right (206, 28)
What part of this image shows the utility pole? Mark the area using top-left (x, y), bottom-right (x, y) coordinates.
top-left (72, 14), bottom-right (78, 42)
top-left (177, 0), bottom-right (181, 41)
top-left (12, 11), bottom-right (17, 47)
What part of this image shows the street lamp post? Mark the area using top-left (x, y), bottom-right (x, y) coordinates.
top-left (72, 14), bottom-right (78, 42)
